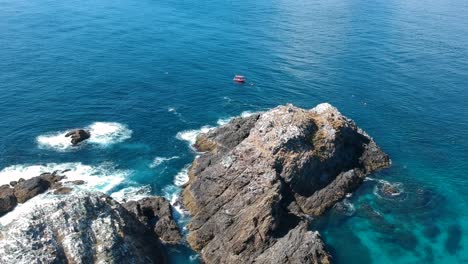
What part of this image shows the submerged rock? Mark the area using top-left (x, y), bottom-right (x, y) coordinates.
top-left (445, 224), bottom-right (462, 255)
top-left (183, 103), bottom-right (390, 263)
top-left (0, 191), bottom-right (167, 264)
top-left (65, 129), bottom-right (91, 146)
top-left (123, 197), bottom-right (182, 244)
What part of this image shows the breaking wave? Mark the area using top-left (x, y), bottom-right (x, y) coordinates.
top-left (174, 165), bottom-right (190, 186)
top-left (110, 185), bottom-right (152, 202)
top-left (0, 162), bottom-right (129, 193)
top-left (176, 126), bottom-right (213, 147)
top-left (37, 122), bottom-right (132, 151)
top-left (177, 110), bottom-right (256, 147)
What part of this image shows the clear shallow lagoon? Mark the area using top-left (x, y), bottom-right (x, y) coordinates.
top-left (0, 0), bottom-right (467, 263)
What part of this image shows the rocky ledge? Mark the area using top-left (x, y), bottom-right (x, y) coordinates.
top-left (183, 103), bottom-right (390, 263)
top-left (0, 171), bottom-right (67, 216)
top-left (0, 178), bottom-right (181, 263)
top-left (0, 191), bottom-right (168, 264)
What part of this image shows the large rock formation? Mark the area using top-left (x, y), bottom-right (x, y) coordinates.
top-left (0, 191), bottom-right (167, 264)
top-left (65, 129), bottom-right (91, 146)
top-left (183, 103), bottom-right (390, 264)
top-left (124, 197), bottom-right (182, 244)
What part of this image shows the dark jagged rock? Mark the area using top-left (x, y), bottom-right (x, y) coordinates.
top-left (53, 187), bottom-right (73, 195)
top-left (123, 197), bottom-right (182, 244)
top-left (13, 177), bottom-right (50, 203)
top-left (65, 129), bottom-right (91, 146)
top-left (183, 103), bottom-right (390, 264)
top-left (0, 191), bottom-right (167, 264)
top-left (0, 185), bottom-right (17, 217)
top-left (13, 173), bottom-right (64, 203)
top-left (0, 172), bottom-right (69, 215)
top-left (66, 180), bottom-right (85, 185)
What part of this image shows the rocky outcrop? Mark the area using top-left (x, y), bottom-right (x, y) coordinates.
top-left (0, 186), bottom-right (16, 217)
top-left (0, 191), bottom-right (167, 264)
top-left (124, 197), bottom-right (182, 244)
top-left (183, 103), bottom-right (390, 264)
top-left (0, 172), bottom-right (65, 216)
top-left (65, 129), bottom-right (91, 145)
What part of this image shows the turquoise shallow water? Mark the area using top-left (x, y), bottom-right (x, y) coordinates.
top-left (0, 0), bottom-right (467, 263)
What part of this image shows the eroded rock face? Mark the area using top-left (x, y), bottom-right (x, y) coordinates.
top-left (124, 197), bottom-right (182, 244)
top-left (183, 103), bottom-right (390, 264)
top-left (0, 191), bottom-right (167, 264)
top-left (65, 129), bottom-right (91, 145)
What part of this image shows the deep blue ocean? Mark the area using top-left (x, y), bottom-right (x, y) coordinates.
top-left (1, 0), bottom-right (467, 263)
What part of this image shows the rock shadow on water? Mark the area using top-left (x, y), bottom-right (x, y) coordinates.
top-left (423, 225), bottom-right (441, 241)
top-left (323, 226), bottom-right (373, 264)
top-left (445, 224), bottom-right (462, 255)
top-left (381, 229), bottom-right (419, 252)
top-left (356, 203), bottom-right (397, 235)
top-left (356, 203), bottom-right (420, 253)
top-left (310, 199), bottom-right (355, 231)
top-left (424, 245), bottom-right (435, 264)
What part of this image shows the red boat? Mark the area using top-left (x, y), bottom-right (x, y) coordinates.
top-left (233, 75), bottom-right (246, 83)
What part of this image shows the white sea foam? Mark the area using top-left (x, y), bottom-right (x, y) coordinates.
top-left (163, 185), bottom-right (180, 208)
top-left (373, 180), bottom-right (404, 199)
top-left (0, 193), bottom-right (59, 226)
top-left (0, 162), bottom-right (129, 193)
top-left (37, 122), bottom-right (132, 151)
top-left (86, 122), bottom-right (132, 145)
top-left (174, 165), bottom-right (190, 186)
top-left (216, 111), bottom-right (256, 126)
top-left (110, 185), bottom-right (152, 202)
top-left (150, 156), bottom-right (180, 168)
top-left (176, 126), bottom-right (213, 147)
top-left (161, 164), bottom-right (193, 217)
top-left (162, 184), bottom-right (188, 217)
top-left (217, 117), bottom-right (232, 126)
top-left (240, 110), bottom-right (254, 118)
top-left (177, 111), bottom-right (256, 148)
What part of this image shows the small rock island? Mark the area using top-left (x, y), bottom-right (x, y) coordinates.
top-left (65, 129), bottom-right (91, 146)
top-left (0, 103), bottom-right (390, 264)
